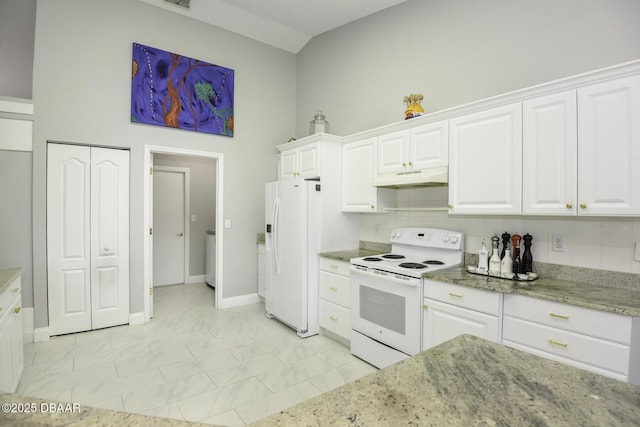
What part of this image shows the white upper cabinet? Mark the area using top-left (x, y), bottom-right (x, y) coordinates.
top-left (377, 130), bottom-right (409, 175)
top-left (448, 103), bottom-right (522, 215)
top-left (342, 137), bottom-right (394, 212)
top-left (376, 121), bottom-right (448, 181)
top-left (409, 121), bottom-right (449, 170)
top-left (577, 75), bottom-right (640, 216)
top-left (279, 142), bottom-right (319, 180)
top-left (523, 90), bottom-right (578, 215)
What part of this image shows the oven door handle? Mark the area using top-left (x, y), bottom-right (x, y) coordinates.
top-left (349, 265), bottom-right (421, 287)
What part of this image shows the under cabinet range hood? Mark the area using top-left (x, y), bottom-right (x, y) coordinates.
top-left (374, 166), bottom-right (448, 188)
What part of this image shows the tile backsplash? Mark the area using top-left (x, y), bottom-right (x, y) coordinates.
top-left (359, 188), bottom-right (640, 275)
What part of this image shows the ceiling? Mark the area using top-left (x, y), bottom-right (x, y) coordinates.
top-left (139, 0), bottom-right (409, 53)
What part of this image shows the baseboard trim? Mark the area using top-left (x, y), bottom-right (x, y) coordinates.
top-left (22, 307), bottom-right (34, 343)
top-left (188, 274), bottom-right (205, 284)
top-left (33, 327), bottom-right (50, 342)
top-left (218, 293), bottom-right (261, 309)
top-left (129, 312), bottom-right (146, 326)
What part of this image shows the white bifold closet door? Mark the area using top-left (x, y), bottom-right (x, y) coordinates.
top-left (47, 143), bottom-right (130, 335)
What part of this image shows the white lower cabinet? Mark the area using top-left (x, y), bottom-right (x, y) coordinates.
top-left (503, 294), bottom-right (639, 384)
top-left (0, 274), bottom-right (24, 393)
top-left (422, 280), bottom-right (501, 351)
top-left (318, 258), bottom-right (351, 341)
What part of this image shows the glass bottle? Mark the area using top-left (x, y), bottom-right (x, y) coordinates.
top-left (477, 240), bottom-right (489, 274)
top-left (489, 234), bottom-right (501, 276)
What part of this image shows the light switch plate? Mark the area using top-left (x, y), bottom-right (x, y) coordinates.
top-left (225, 219), bottom-right (231, 229)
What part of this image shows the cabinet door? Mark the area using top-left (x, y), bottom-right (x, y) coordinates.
top-left (279, 149), bottom-right (298, 180)
top-left (377, 130), bottom-right (409, 175)
top-left (577, 75), bottom-right (640, 216)
top-left (523, 91), bottom-right (578, 215)
top-left (342, 138), bottom-right (378, 212)
top-left (448, 103), bottom-right (522, 214)
top-left (409, 121), bottom-right (448, 170)
top-left (422, 298), bottom-right (499, 351)
top-left (298, 143), bottom-right (319, 179)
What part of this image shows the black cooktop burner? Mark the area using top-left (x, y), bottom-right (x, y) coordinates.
top-left (363, 257), bottom-right (383, 261)
top-left (423, 260), bottom-right (445, 265)
top-left (399, 262), bottom-right (427, 269)
top-left (382, 254), bottom-right (405, 260)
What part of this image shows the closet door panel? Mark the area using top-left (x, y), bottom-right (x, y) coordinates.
top-left (47, 144), bottom-right (92, 335)
top-left (91, 147), bottom-right (130, 329)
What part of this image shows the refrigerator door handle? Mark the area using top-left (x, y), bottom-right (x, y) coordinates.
top-left (273, 197), bottom-right (281, 274)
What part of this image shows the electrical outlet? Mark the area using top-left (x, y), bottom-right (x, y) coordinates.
top-left (635, 241), bottom-right (640, 262)
top-left (225, 219), bottom-right (231, 229)
top-left (375, 224), bottom-right (382, 235)
top-left (552, 235), bottom-right (564, 252)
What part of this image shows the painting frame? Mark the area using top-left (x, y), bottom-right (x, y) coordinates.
top-left (131, 43), bottom-right (234, 137)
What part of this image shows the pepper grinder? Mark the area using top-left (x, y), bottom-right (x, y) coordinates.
top-left (522, 233), bottom-right (533, 273)
top-left (500, 231), bottom-right (511, 259)
top-left (511, 233), bottom-right (522, 274)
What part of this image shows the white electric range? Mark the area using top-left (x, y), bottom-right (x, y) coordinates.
top-left (349, 227), bottom-right (465, 368)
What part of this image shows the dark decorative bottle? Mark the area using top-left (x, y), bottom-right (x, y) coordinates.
top-left (511, 233), bottom-right (522, 274)
top-left (500, 231), bottom-right (511, 259)
top-left (522, 233), bottom-right (533, 273)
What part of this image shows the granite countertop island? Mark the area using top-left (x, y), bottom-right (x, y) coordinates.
top-left (254, 334), bottom-right (640, 426)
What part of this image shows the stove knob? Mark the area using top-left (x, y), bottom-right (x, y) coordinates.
top-left (391, 231), bottom-right (397, 238)
top-left (443, 236), bottom-right (449, 242)
top-left (395, 231), bottom-right (401, 238)
top-left (450, 236), bottom-right (459, 244)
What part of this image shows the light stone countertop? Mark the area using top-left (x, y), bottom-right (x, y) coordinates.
top-left (0, 268), bottom-right (21, 295)
top-left (424, 266), bottom-right (640, 317)
top-left (318, 249), bottom-right (640, 317)
top-left (252, 334), bottom-right (640, 426)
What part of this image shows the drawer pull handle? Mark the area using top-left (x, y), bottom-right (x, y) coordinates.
top-left (14, 306), bottom-right (21, 314)
top-left (329, 286), bottom-right (338, 291)
top-left (548, 339), bottom-right (568, 348)
top-left (329, 316), bottom-right (338, 321)
top-left (11, 288), bottom-right (19, 293)
top-left (549, 313), bottom-right (569, 320)
top-left (330, 265), bottom-right (338, 270)
top-left (423, 304), bottom-right (429, 310)
top-left (449, 293), bottom-right (464, 298)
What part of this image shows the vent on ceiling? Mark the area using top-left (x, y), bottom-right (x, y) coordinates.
top-left (165, 0), bottom-right (191, 9)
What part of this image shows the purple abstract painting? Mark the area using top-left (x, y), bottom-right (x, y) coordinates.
top-left (131, 43), bottom-right (234, 137)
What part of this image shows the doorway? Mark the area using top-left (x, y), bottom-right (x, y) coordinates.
top-left (153, 167), bottom-right (189, 287)
top-left (143, 145), bottom-right (223, 323)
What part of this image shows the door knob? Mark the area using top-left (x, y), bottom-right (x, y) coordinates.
top-left (177, 232), bottom-right (184, 237)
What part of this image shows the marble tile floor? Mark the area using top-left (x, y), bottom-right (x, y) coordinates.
top-left (17, 283), bottom-right (376, 425)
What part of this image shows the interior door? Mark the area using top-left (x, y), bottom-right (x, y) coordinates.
top-left (47, 143), bottom-right (130, 335)
top-left (90, 147), bottom-right (130, 329)
top-left (47, 144), bottom-right (92, 335)
top-left (153, 169), bottom-right (185, 286)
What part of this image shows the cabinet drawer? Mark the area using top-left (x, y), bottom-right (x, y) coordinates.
top-left (319, 271), bottom-right (350, 308)
top-left (423, 280), bottom-right (501, 315)
top-left (0, 276), bottom-right (21, 314)
top-left (503, 294), bottom-right (631, 344)
top-left (319, 257), bottom-right (351, 277)
top-left (503, 316), bottom-right (630, 375)
top-left (319, 300), bottom-right (351, 340)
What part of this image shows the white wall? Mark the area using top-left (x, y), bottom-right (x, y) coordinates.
top-left (295, 0), bottom-right (640, 275)
top-left (0, 0), bottom-right (35, 99)
top-left (31, 0), bottom-right (295, 328)
top-left (296, 0), bottom-right (640, 137)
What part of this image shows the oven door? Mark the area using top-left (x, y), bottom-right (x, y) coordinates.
top-left (350, 266), bottom-right (423, 355)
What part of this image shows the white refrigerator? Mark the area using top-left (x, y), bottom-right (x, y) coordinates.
top-left (264, 180), bottom-right (321, 338)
